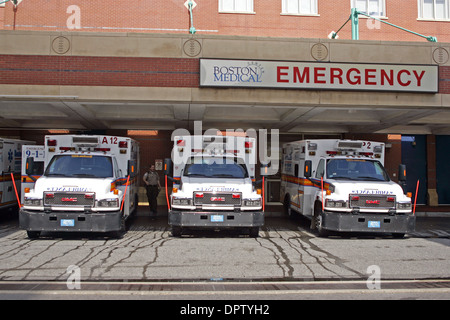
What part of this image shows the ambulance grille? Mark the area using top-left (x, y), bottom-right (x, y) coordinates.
top-left (43, 192), bottom-right (95, 207)
top-left (349, 195), bottom-right (396, 209)
top-left (193, 192), bottom-right (242, 206)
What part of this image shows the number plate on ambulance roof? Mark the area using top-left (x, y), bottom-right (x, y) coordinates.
top-left (211, 215), bottom-right (224, 222)
top-left (61, 219), bottom-right (75, 227)
top-left (368, 221), bottom-right (380, 228)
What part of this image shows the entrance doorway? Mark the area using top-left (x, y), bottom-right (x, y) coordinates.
top-left (401, 135), bottom-right (427, 205)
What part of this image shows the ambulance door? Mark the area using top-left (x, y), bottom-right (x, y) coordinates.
top-left (0, 141), bottom-right (4, 208)
top-left (21, 145), bottom-right (45, 203)
top-left (291, 150), bottom-right (302, 214)
top-left (304, 158), bottom-right (325, 218)
top-left (1, 141), bottom-right (15, 208)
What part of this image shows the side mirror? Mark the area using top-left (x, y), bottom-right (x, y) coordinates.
top-left (26, 157), bottom-right (35, 175)
top-left (398, 164), bottom-right (407, 182)
top-left (304, 160), bottom-right (312, 178)
top-left (164, 158), bottom-right (173, 177)
top-left (127, 160), bottom-right (136, 177)
top-left (260, 163), bottom-right (269, 176)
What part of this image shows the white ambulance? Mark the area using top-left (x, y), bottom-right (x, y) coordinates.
top-left (19, 135), bottom-right (139, 238)
top-left (280, 139), bottom-right (415, 238)
top-left (0, 138), bottom-right (34, 211)
top-left (166, 135), bottom-right (266, 237)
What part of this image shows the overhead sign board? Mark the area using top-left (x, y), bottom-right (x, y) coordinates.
top-left (199, 59), bottom-right (438, 93)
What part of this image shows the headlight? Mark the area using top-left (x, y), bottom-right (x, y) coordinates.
top-left (172, 198), bottom-right (192, 205)
top-left (397, 202), bottom-right (412, 210)
top-left (325, 199), bottom-right (347, 208)
top-left (24, 198), bottom-right (41, 206)
top-left (244, 199), bottom-right (261, 206)
top-left (97, 199), bottom-right (119, 207)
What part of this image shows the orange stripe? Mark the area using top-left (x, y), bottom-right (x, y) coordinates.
top-left (282, 174), bottom-right (332, 191)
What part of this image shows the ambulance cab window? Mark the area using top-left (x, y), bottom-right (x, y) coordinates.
top-left (315, 159), bottom-right (325, 178)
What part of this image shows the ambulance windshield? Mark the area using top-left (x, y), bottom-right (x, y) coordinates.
top-left (326, 159), bottom-right (390, 182)
top-left (44, 155), bottom-right (113, 178)
top-left (183, 156), bottom-right (249, 178)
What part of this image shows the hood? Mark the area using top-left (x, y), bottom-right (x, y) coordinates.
top-left (180, 176), bottom-right (252, 194)
top-left (33, 176), bottom-right (114, 194)
top-left (328, 179), bottom-right (405, 197)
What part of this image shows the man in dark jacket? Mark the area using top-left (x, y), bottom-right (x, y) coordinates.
top-left (143, 164), bottom-right (161, 219)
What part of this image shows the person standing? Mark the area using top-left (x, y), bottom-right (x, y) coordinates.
top-left (143, 164), bottom-right (161, 219)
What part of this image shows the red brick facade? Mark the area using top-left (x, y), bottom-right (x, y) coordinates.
top-left (0, 55), bottom-right (199, 87)
top-left (1, 0), bottom-right (449, 42)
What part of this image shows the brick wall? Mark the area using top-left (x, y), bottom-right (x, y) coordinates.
top-left (1, 1), bottom-right (449, 42)
top-left (0, 55), bottom-right (199, 87)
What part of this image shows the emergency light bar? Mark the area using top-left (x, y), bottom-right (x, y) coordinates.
top-left (338, 141), bottom-right (363, 149)
top-left (72, 137), bottom-right (99, 145)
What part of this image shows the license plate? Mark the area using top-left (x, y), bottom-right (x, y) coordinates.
top-left (61, 219), bottom-right (75, 227)
top-left (368, 221), bottom-right (380, 228)
top-left (211, 215), bottom-right (224, 222)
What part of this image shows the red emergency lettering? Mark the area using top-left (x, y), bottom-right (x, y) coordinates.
top-left (381, 69), bottom-right (394, 86)
top-left (330, 68), bottom-right (343, 84)
top-left (293, 67), bottom-right (310, 83)
top-left (277, 66), bottom-right (289, 83)
top-left (314, 67), bottom-right (326, 84)
top-left (346, 68), bottom-right (361, 85)
top-left (397, 69), bottom-right (411, 86)
top-left (365, 69), bottom-right (377, 85)
top-left (413, 70), bottom-right (425, 87)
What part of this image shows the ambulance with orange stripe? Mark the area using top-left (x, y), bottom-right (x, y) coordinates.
top-left (0, 138), bottom-right (34, 211)
top-left (280, 139), bottom-right (415, 238)
top-left (19, 135), bottom-right (139, 239)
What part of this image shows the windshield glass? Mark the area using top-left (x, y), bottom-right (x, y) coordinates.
top-left (183, 157), bottom-right (248, 178)
top-left (44, 154), bottom-right (113, 178)
top-left (326, 158), bottom-right (390, 182)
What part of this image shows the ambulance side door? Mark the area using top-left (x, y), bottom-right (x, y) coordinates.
top-left (1, 142), bottom-right (15, 206)
top-left (304, 158), bottom-right (325, 218)
top-left (21, 145), bottom-right (45, 203)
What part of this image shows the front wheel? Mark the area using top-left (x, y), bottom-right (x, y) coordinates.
top-left (26, 231), bottom-right (41, 239)
top-left (313, 203), bottom-right (329, 237)
top-left (249, 227), bottom-right (259, 238)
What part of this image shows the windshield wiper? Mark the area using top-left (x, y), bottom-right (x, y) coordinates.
top-left (211, 174), bottom-right (241, 178)
top-left (185, 173), bottom-right (207, 177)
top-left (356, 176), bottom-right (385, 181)
top-left (45, 173), bottom-right (69, 177)
top-left (71, 173), bottom-right (98, 178)
top-left (329, 176), bottom-right (353, 180)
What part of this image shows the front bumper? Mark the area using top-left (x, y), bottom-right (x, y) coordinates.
top-left (19, 208), bottom-right (123, 233)
top-left (322, 211), bottom-right (416, 234)
top-left (169, 209), bottom-right (264, 228)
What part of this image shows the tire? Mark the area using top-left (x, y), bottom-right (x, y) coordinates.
top-left (313, 203), bottom-right (329, 237)
top-left (171, 226), bottom-right (182, 237)
top-left (392, 233), bottom-right (405, 239)
top-left (249, 227), bottom-right (259, 238)
top-left (110, 214), bottom-right (126, 239)
top-left (283, 195), bottom-right (294, 217)
top-left (27, 231), bottom-right (41, 239)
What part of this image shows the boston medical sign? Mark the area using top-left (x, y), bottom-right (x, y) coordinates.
top-left (200, 59), bottom-right (438, 93)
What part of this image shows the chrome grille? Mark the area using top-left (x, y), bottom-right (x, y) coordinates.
top-left (43, 192), bottom-right (95, 207)
top-left (193, 192), bottom-right (241, 206)
top-left (349, 194), bottom-right (395, 209)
